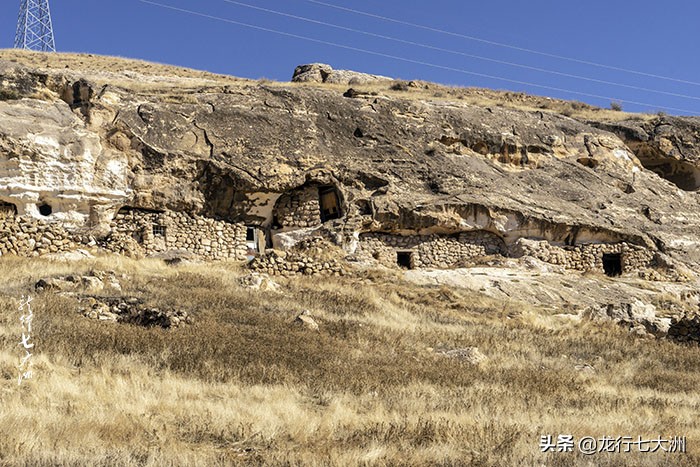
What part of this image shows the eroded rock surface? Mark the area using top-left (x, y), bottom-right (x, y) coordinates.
top-left (0, 51), bottom-right (699, 280)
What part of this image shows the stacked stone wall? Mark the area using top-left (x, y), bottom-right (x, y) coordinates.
top-left (358, 231), bottom-right (505, 268)
top-left (0, 214), bottom-right (78, 256)
top-left (248, 249), bottom-right (345, 276)
top-left (511, 239), bottom-right (654, 272)
top-left (274, 186), bottom-right (321, 229)
top-left (109, 209), bottom-right (248, 260)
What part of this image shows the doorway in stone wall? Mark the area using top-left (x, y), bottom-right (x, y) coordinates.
top-left (603, 253), bottom-right (622, 277)
top-left (319, 186), bottom-right (341, 222)
top-left (397, 251), bottom-right (413, 269)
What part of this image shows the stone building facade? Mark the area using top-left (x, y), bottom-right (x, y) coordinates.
top-left (272, 184), bottom-right (342, 229)
top-left (108, 208), bottom-right (251, 260)
top-left (510, 239), bottom-right (655, 274)
top-left (357, 231), bottom-right (506, 269)
top-left (354, 230), bottom-right (656, 277)
top-left (0, 196), bottom-right (663, 280)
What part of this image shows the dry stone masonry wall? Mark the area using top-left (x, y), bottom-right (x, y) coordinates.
top-left (273, 186), bottom-right (322, 229)
top-left (109, 208), bottom-right (249, 260)
top-left (248, 249), bottom-right (345, 277)
top-left (510, 238), bottom-right (655, 272)
top-left (0, 211), bottom-right (79, 257)
top-left (357, 231), bottom-right (506, 269)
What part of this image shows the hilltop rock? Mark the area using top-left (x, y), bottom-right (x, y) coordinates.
top-left (292, 63), bottom-right (391, 85)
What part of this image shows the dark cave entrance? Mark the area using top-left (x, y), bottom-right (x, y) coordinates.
top-left (38, 204), bottom-right (53, 216)
top-left (603, 253), bottom-right (622, 277)
top-left (397, 251), bottom-right (414, 270)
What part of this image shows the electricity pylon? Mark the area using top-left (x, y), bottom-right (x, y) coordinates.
top-left (14, 0), bottom-right (56, 52)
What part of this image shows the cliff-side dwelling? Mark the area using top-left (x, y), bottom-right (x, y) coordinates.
top-left (1, 53), bottom-right (698, 283)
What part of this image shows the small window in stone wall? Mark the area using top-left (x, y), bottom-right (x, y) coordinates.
top-left (397, 251), bottom-right (414, 270)
top-left (152, 224), bottom-right (166, 237)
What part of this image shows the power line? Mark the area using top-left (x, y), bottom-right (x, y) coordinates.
top-left (306, 0), bottom-right (700, 88)
top-left (223, 0), bottom-right (700, 102)
top-left (137, 0), bottom-right (698, 114)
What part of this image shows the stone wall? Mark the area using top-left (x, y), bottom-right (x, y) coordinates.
top-left (108, 208), bottom-right (248, 260)
top-left (357, 231), bottom-right (505, 268)
top-left (273, 186), bottom-right (322, 229)
top-left (510, 238), bottom-right (655, 272)
top-left (0, 213), bottom-right (79, 256)
top-left (248, 249), bottom-right (345, 276)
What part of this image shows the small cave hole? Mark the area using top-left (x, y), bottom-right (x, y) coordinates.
top-left (38, 204), bottom-right (52, 216)
top-left (602, 253), bottom-right (622, 277)
top-left (577, 157), bottom-right (600, 169)
top-left (353, 128), bottom-right (364, 138)
top-left (396, 251), bottom-right (414, 270)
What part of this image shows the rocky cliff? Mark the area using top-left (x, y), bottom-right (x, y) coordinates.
top-left (0, 50), bottom-right (699, 274)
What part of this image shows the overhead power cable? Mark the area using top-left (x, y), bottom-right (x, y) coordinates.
top-left (137, 0), bottom-right (698, 114)
top-left (223, 0), bottom-right (700, 102)
top-left (306, 0), bottom-right (700, 88)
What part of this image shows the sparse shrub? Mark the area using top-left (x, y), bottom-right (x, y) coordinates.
top-left (389, 80), bottom-right (409, 91)
top-left (0, 88), bottom-right (21, 100)
top-left (610, 100), bottom-right (623, 111)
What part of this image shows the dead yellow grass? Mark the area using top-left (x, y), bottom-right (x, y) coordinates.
top-left (0, 254), bottom-right (698, 466)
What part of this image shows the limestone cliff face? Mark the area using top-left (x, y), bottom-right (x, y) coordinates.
top-left (1, 51), bottom-right (699, 269)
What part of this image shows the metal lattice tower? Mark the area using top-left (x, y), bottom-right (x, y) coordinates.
top-left (14, 0), bottom-right (56, 52)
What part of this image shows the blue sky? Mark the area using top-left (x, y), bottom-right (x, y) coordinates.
top-left (3, 0), bottom-right (700, 115)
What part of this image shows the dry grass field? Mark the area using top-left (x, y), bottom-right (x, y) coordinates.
top-left (0, 255), bottom-right (698, 466)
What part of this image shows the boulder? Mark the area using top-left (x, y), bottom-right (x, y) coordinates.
top-left (294, 310), bottom-right (319, 331)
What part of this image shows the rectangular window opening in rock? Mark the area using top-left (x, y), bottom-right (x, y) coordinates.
top-left (319, 186), bottom-right (341, 222)
top-left (603, 253), bottom-right (622, 277)
top-left (397, 251), bottom-right (414, 270)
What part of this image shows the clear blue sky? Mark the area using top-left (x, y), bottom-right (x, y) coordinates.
top-left (3, 0), bottom-right (700, 115)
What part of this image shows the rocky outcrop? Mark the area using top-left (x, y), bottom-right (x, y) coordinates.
top-left (78, 296), bottom-right (192, 328)
top-left (592, 117), bottom-right (700, 191)
top-left (0, 51), bottom-right (699, 277)
top-left (582, 301), bottom-right (671, 337)
top-left (292, 63), bottom-right (391, 85)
